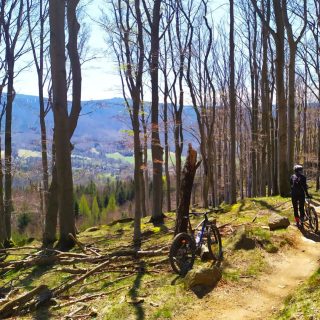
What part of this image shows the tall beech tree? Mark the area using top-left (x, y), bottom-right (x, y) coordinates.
top-left (26, 0), bottom-right (50, 223)
top-left (182, 0), bottom-right (217, 208)
top-left (107, 0), bottom-right (145, 245)
top-left (252, 0), bottom-right (290, 196)
top-left (142, 0), bottom-right (164, 224)
top-left (229, 0), bottom-right (237, 203)
top-left (0, 82), bottom-right (6, 246)
top-left (47, 0), bottom-right (82, 250)
top-left (283, 0), bottom-right (307, 175)
top-left (1, 0), bottom-right (28, 244)
top-left (43, 0), bottom-right (83, 248)
top-left (0, 4), bottom-right (7, 247)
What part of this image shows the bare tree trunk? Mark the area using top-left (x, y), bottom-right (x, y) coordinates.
top-left (260, 0), bottom-right (270, 197)
top-left (133, 0), bottom-right (144, 245)
top-left (273, 1), bottom-right (289, 196)
top-left (27, 0), bottom-right (50, 229)
top-left (174, 144), bottom-right (199, 235)
top-left (49, 0), bottom-right (76, 250)
top-left (132, 98), bottom-right (142, 246)
top-left (174, 114), bottom-right (182, 210)
top-left (161, 27), bottom-right (171, 213)
top-left (39, 87), bottom-right (49, 218)
top-left (174, 9), bottom-right (185, 209)
top-left (43, 163), bottom-right (58, 247)
top-left (150, 0), bottom-right (164, 224)
top-left (4, 57), bottom-right (15, 243)
top-left (248, 7), bottom-right (259, 197)
top-left (283, 0), bottom-right (306, 175)
top-left (317, 121), bottom-right (320, 190)
top-left (143, 130), bottom-right (149, 216)
top-left (229, 0), bottom-right (237, 204)
top-left (0, 116), bottom-right (6, 246)
top-left (67, 0), bottom-right (82, 137)
top-left (140, 103), bottom-right (147, 218)
top-left (1, 0), bottom-right (25, 245)
top-left (286, 42), bottom-right (297, 173)
top-left (163, 82), bottom-right (171, 212)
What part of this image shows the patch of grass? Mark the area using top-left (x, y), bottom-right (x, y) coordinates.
top-left (152, 307), bottom-right (172, 319)
top-left (263, 242), bottom-right (279, 253)
top-left (98, 274), bottom-right (192, 320)
top-left (105, 152), bottom-right (135, 165)
top-left (222, 268), bottom-right (241, 281)
top-left (220, 202), bottom-right (242, 214)
top-left (274, 269), bottom-right (320, 319)
top-left (11, 232), bottom-right (31, 246)
top-left (222, 248), bottom-right (267, 282)
top-left (1, 195), bottom-right (302, 320)
top-left (249, 227), bottom-right (271, 241)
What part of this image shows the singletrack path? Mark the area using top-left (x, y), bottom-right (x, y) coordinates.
top-left (174, 228), bottom-right (320, 320)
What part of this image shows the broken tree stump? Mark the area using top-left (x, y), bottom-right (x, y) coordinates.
top-left (175, 144), bottom-right (201, 235)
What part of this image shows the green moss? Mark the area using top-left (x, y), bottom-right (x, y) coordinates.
top-left (249, 227), bottom-right (271, 241)
top-left (152, 307), bottom-right (172, 319)
top-left (274, 269), bottom-right (320, 319)
top-left (264, 243), bottom-right (279, 253)
top-left (222, 268), bottom-right (241, 281)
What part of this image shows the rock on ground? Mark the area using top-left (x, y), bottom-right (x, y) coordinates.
top-left (229, 226), bottom-right (256, 250)
top-left (268, 213), bottom-right (290, 231)
top-left (184, 265), bottom-right (222, 290)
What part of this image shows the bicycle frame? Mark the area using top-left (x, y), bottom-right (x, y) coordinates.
top-left (169, 210), bottom-right (223, 275)
top-left (187, 213), bottom-right (210, 249)
top-left (304, 198), bottom-right (312, 218)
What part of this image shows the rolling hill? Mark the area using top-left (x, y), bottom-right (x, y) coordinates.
top-left (4, 94), bottom-right (195, 185)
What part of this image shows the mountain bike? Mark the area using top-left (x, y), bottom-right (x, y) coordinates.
top-left (169, 210), bottom-right (223, 276)
top-left (302, 198), bottom-right (319, 233)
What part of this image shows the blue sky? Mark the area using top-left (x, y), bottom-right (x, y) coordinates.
top-left (14, 0), bottom-right (227, 101)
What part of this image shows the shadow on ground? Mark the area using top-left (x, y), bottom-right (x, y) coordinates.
top-left (33, 305), bottom-right (53, 320)
top-left (190, 282), bottom-right (219, 299)
top-left (299, 228), bottom-right (320, 242)
top-left (128, 260), bottom-right (145, 320)
top-left (253, 200), bottom-right (281, 213)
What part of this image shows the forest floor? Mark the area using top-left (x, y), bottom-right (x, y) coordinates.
top-left (1, 195), bottom-right (320, 320)
top-left (175, 230), bottom-right (320, 320)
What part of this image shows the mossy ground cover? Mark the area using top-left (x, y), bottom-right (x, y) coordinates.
top-left (0, 196), bottom-right (313, 319)
top-left (274, 269), bottom-right (320, 319)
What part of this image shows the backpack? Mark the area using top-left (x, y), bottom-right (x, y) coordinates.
top-left (291, 174), bottom-right (305, 195)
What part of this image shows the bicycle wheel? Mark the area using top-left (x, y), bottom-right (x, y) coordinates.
top-left (307, 207), bottom-right (319, 233)
top-left (169, 232), bottom-right (196, 276)
top-left (207, 224), bottom-right (223, 261)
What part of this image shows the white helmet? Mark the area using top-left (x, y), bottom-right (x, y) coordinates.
top-left (294, 164), bottom-right (303, 173)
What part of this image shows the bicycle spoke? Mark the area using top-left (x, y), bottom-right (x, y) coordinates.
top-left (169, 233), bottom-right (196, 276)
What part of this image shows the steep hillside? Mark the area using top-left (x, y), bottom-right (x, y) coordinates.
top-left (1, 196), bottom-right (320, 319)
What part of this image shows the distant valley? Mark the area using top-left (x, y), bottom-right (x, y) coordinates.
top-left (8, 94), bottom-right (193, 185)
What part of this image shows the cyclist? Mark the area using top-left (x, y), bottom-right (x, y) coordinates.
top-left (290, 164), bottom-right (311, 227)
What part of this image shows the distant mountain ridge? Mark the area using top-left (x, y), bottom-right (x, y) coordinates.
top-left (9, 94), bottom-right (197, 156)
top-left (9, 94), bottom-right (131, 154)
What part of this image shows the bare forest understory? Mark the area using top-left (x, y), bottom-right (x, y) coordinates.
top-left (2, 0), bottom-right (320, 318)
top-left (1, 195), bottom-right (320, 320)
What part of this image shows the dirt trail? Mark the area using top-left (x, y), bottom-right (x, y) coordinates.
top-left (174, 229), bottom-right (320, 320)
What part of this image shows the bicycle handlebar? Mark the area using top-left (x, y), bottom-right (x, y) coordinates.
top-left (189, 209), bottom-right (215, 216)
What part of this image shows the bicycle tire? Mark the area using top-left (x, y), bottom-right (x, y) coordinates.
top-left (207, 224), bottom-right (223, 261)
top-left (307, 207), bottom-right (319, 233)
top-left (169, 232), bottom-right (196, 276)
